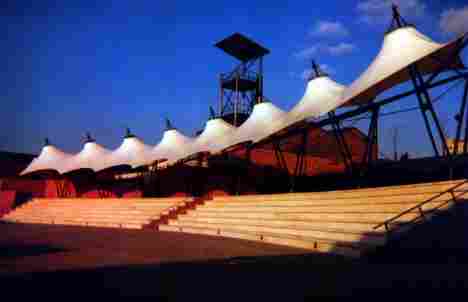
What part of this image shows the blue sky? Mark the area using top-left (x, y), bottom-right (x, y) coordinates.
top-left (2, 0), bottom-right (468, 158)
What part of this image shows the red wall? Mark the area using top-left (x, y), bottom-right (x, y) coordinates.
top-left (2, 179), bottom-right (76, 198)
top-left (0, 190), bottom-right (16, 217)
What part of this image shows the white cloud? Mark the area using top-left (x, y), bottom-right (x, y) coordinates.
top-left (327, 43), bottom-right (355, 56)
top-left (294, 43), bottom-right (356, 60)
top-left (293, 46), bottom-right (319, 60)
top-left (356, 0), bottom-right (427, 24)
top-left (440, 6), bottom-right (468, 36)
top-left (310, 21), bottom-right (349, 37)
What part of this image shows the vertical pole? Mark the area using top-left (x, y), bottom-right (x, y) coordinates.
top-left (371, 108), bottom-right (379, 164)
top-left (291, 130), bottom-right (307, 192)
top-left (259, 57), bottom-right (263, 104)
top-left (234, 72), bottom-right (239, 127)
top-left (360, 108), bottom-right (379, 178)
top-left (219, 74), bottom-right (224, 116)
top-left (414, 66), bottom-right (451, 157)
top-left (408, 66), bottom-right (440, 157)
top-left (329, 111), bottom-right (353, 174)
top-left (392, 4), bottom-right (403, 27)
top-left (455, 79), bottom-right (468, 154)
top-left (393, 127), bottom-right (398, 161)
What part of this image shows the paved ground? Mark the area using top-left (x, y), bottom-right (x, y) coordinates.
top-left (0, 222), bottom-right (314, 274)
top-left (1, 221), bottom-right (468, 298)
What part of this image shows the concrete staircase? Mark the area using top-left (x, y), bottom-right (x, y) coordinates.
top-left (160, 180), bottom-right (468, 257)
top-left (1, 197), bottom-right (194, 229)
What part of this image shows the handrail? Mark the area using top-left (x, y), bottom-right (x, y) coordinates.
top-left (373, 179), bottom-right (468, 232)
top-left (221, 70), bottom-right (257, 82)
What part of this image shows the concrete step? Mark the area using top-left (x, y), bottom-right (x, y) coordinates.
top-left (7, 217), bottom-right (146, 229)
top-left (10, 208), bottom-right (166, 216)
top-left (55, 220), bottom-right (143, 229)
top-left (167, 220), bottom-right (385, 245)
top-left (212, 181), bottom-right (468, 202)
top-left (184, 210), bottom-right (420, 224)
top-left (6, 213), bottom-right (153, 224)
top-left (158, 224), bottom-right (363, 257)
top-left (33, 197), bottom-right (194, 203)
top-left (194, 200), bottom-right (450, 214)
top-left (176, 216), bottom-right (380, 233)
top-left (206, 192), bottom-right (464, 207)
top-left (21, 203), bottom-right (176, 210)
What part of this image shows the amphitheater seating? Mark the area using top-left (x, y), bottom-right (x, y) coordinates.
top-left (159, 179), bottom-right (468, 257)
top-left (1, 197), bottom-right (194, 229)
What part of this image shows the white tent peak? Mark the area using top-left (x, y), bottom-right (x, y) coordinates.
top-left (101, 135), bottom-right (153, 170)
top-left (62, 141), bottom-right (111, 173)
top-left (340, 25), bottom-right (464, 107)
top-left (150, 128), bottom-right (195, 164)
top-left (20, 144), bottom-right (74, 175)
top-left (287, 75), bottom-right (345, 123)
top-left (224, 101), bottom-right (287, 147)
top-left (192, 118), bottom-right (237, 153)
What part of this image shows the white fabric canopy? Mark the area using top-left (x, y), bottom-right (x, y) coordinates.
top-left (21, 145), bottom-right (74, 175)
top-left (341, 26), bottom-right (464, 107)
top-left (191, 118), bottom-right (236, 154)
top-left (149, 129), bottom-right (195, 164)
top-left (101, 136), bottom-right (153, 170)
top-left (286, 76), bottom-right (345, 124)
top-left (61, 141), bottom-right (111, 173)
top-left (222, 102), bottom-right (287, 148)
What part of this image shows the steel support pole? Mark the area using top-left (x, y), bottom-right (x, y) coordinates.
top-left (291, 130), bottom-right (308, 192)
top-left (408, 66), bottom-right (441, 157)
top-left (464, 80), bottom-right (468, 154)
top-left (259, 57), bottom-right (263, 104)
top-left (360, 108), bottom-right (379, 173)
top-left (273, 141), bottom-right (293, 191)
top-left (219, 74), bottom-right (224, 116)
top-left (413, 66), bottom-right (451, 157)
top-left (329, 111), bottom-right (353, 173)
top-left (455, 79), bottom-right (468, 154)
top-left (234, 73), bottom-right (239, 126)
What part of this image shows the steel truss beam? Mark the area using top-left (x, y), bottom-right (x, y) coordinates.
top-left (257, 73), bottom-right (467, 149)
top-left (360, 107), bottom-right (380, 175)
top-left (290, 129), bottom-right (308, 192)
top-left (328, 111), bottom-right (353, 174)
top-left (272, 140), bottom-right (293, 191)
top-left (408, 65), bottom-right (449, 157)
top-left (454, 79), bottom-right (468, 154)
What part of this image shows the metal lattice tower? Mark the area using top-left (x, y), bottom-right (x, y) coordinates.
top-left (215, 33), bottom-right (270, 126)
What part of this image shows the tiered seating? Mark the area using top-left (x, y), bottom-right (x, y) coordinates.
top-left (1, 197), bottom-right (194, 229)
top-left (160, 180), bottom-right (468, 257)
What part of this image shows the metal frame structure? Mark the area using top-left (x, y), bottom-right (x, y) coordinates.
top-left (215, 33), bottom-right (270, 126)
top-left (252, 6), bottom-right (468, 191)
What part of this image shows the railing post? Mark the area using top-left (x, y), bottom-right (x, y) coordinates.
top-left (418, 206), bottom-right (426, 221)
